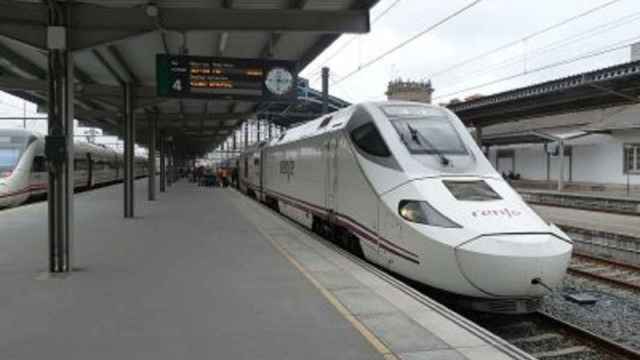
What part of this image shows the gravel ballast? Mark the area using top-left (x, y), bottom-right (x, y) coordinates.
top-left (541, 274), bottom-right (640, 351)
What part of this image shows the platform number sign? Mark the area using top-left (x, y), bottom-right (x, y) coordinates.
top-left (156, 54), bottom-right (297, 101)
top-left (172, 79), bottom-right (182, 91)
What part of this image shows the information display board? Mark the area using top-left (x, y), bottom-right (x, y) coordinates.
top-left (156, 55), bottom-right (297, 101)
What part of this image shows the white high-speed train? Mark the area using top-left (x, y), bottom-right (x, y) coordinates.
top-left (0, 128), bottom-right (147, 208)
top-left (238, 101), bottom-right (573, 313)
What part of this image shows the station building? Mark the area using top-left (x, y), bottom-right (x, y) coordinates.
top-left (445, 44), bottom-right (640, 193)
top-left (483, 104), bottom-right (640, 191)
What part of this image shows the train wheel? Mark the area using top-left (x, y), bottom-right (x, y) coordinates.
top-left (347, 234), bottom-right (364, 258)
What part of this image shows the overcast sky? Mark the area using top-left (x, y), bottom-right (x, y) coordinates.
top-left (0, 0), bottom-right (638, 143)
top-left (302, 0), bottom-right (639, 104)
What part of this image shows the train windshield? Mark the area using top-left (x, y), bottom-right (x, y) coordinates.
top-left (383, 105), bottom-right (468, 156)
top-left (0, 135), bottom-right (27, 172)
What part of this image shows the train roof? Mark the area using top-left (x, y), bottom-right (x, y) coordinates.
top-left (239, 101), bottom-right (450, 154)
top-left (266, 101), bottom-right (448, 147)
top-left (0, 127), bottom-right (44, 139)
top-left (267, 105), bottom-right (355, 147)
top-left (0, 127), bottom-right (145, 160)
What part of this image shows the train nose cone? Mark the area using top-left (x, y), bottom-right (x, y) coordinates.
top-left (455, 234), bottom-right (572, 297)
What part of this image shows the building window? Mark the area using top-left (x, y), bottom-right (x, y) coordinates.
top-left (624, 144), bottom-right (640, 174)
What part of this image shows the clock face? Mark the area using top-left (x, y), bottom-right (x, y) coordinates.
top-left (265, 67), bottom-right (294, 96)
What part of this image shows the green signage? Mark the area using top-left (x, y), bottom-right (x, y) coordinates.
top-left (156, 54), bottom-right (297, 101)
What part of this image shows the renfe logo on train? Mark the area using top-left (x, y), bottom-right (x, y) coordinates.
top-left (280, 160), bottom-right (295, 181)
top-left (472, 208), bottom-right (522, 218)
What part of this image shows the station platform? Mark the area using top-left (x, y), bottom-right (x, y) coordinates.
top-left (517, 187), bottom-right (640, 216)
top-left (533, 204), bottom-right (640, 239)
top-left (0, 180), bottom-right (532, 360)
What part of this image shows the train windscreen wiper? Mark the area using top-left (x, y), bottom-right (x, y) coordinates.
top-left (406, 124), bottom-right (450, 166)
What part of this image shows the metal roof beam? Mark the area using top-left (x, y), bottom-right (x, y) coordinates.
top-left (297, 34), bottom-right (339, 71)
top-left (0, 40), bottom-right (46, 79)
top-left (0, 0), bottom-right (48, 49)
top-left (260, 0), bottom-right (310, 58)
top-left (0, 76), bottom-right (46, 91)
top-left (68, 7), bottom-right (369, 51)
top-left (91, 49), bottom-right (125, 85)
top-left (106, 45), bottom-right (139, 84)
top-left (73, 8), bottom-right (369, 31)
top-left (587, 83), bottom-right (640, 103)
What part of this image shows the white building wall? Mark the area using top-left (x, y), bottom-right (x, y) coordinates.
top-left (515, 146), bottom-right (547, 180)
top-left (489, 134), bottom-right (640, 186)
top-left (571, 142), bottom-right (621, 184)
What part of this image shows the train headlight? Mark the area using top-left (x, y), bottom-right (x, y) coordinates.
top-left (398, 200), bottom-right (461, 228)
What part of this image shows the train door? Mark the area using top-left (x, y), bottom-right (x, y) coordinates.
top-left (378, 202), bottom-right (401, 268)
top-left (86, 153), bottom-right (93, 188)
top-left (325, 137), bottom-right (339, 217)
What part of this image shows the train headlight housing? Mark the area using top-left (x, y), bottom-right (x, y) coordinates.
top-left (398, 200), bottom-right (461, 228)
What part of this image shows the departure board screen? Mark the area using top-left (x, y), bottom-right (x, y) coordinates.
top-left (156, 55), bottom-right (297, 101)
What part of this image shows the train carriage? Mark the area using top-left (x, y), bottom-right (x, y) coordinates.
top-left (0, 128), bottom-right (147, 208)
top-left (239, 101), bottom-right (573, 313)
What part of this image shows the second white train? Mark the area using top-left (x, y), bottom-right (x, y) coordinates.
top-left (0, 128), bottom-right (147, 208)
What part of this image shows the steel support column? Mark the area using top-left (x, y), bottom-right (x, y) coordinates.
top-left (147, 113), bottom-right (157, 201)
top-left (159, 133), bottom-right (166, 192)
top-left (558, 140), bottom-right (565, 191)
top-left (232, 132), bottom-right (237, 151)
top-left (244, 121), bottom-right (249, 148)
top-left (322, 67), bottom-right (329, 115)
top-left (123, 83), bottom-right (135, 217)
top-left (167, 140), bottom-right (173, 187)
top-left (47, 5), bottom-right (74, 273)
top-left (474, 125), bottom-right (482, 146)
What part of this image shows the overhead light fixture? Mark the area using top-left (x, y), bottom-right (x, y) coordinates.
top-left (146, 4), bottom-right (159, 17)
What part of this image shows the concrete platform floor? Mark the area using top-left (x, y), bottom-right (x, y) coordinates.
top-left (0, 180), bottom-right (381, 360)
top-left (0, 180), bottom-right (531, 360)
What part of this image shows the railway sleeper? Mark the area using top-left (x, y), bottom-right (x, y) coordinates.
top-left (515, 337), bottom-right (581, 356)
top-left (511, 333), bottom-right (562, 344)
top-left (531, 345), bottom-right (593, 359)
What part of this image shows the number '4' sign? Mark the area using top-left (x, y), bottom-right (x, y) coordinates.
top-left (172, 79), bottom-right (182, 91)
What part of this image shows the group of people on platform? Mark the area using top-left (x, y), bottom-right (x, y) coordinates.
top-left (183, 166), bottom-right (238, 188)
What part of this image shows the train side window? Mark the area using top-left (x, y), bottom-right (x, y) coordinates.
top-left (318, 116), bottom-right (332, 129)
top-left (350, 123), bottom-right (391, 157)
top-left (244, 158), bottom-right (248, 177)
top-left (254, 158), bottom-right (260, 166)
top-left (32, 156), bottom-right (46, 172)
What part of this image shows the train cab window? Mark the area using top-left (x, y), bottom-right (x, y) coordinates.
top-left (350, 123), bottom-right (391, 157)
top-left (32, 156), bottom-right (46, 172)
top-left (443, 180), bottom-right (501, 201)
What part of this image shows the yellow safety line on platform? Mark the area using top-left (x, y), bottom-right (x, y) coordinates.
top-left (230, 190), bottom-right (398, 360)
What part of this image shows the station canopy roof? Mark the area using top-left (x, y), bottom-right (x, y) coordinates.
top-left (0, 0), bottom-right (376, 157)
top-left (448, 60), bottom-right (640, 128)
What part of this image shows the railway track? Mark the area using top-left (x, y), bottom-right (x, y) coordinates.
top-left (568, 252), bottom-right (640, 292)
top-left (465, 310), bottom-right (640, 360)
